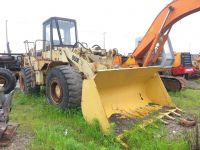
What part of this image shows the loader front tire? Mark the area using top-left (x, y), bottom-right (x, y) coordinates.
top-left (46, 65), bottom-right (82, 109)
top-left (19, 67), bottom-right (40, 95)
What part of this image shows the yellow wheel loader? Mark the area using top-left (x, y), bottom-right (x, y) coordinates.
top-left (19, 17), bottom-right (176, 132)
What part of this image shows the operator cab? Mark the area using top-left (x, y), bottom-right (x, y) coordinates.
top-left (43, 17), bottom-right (78, 50)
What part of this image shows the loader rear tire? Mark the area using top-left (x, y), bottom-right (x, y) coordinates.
top-left (46, 65), bottom-right (82, 109)
top-left (19, 67), bottom-right (40, 95)
top-left (0, 68), bottom-right (16, 94)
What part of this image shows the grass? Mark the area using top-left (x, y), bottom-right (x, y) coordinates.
top-left (9, 87), bottom-right (200, 150)
top-left (123, 122), bottom-right (188, 150)
top-left (170, 89), bottom-right (200, 117)
top-left (11, 91), bottom-right (120, 150)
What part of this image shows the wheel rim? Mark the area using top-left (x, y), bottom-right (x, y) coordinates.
top-left (50, 79), bottom-right (63, 104)
top-left (19, 75), bottom-right (25, 91)
top-left (0, 75), bottom-right (8, 88)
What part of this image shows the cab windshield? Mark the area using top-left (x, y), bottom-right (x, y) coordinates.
top-left (51, 19), bottom-right (77, 46)
top-left (57, 20), bottom-right (76, 45)
top-left (43, 17), bottom-right (77, 50)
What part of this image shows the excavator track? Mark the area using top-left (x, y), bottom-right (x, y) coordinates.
top-left (160, 75), bottom-right (187, 92)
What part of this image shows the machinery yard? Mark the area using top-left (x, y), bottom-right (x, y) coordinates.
top-left (3, 82), bottom-right (200, 150)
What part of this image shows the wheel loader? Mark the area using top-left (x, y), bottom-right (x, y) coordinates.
top-left (19, 0), bottom-right (200, 132)
top-left (19, 17), bottom-right (175, 132)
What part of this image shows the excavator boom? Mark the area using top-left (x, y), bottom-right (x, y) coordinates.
top-left (133, 0), bottom-right (200, 66)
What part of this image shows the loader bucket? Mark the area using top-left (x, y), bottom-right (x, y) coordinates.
top-left (82, 67), bottom-right (176, 132)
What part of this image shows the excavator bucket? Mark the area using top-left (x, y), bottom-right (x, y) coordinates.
top-left (82, 67), bottom-right (176, 132)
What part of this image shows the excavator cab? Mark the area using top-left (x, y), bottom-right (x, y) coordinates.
top-left (158, 38), bottom-right (175, 68)
top-left (134, 37), bottom-right (175, 68)
top-left (43, 17), bottom-right (78, 50)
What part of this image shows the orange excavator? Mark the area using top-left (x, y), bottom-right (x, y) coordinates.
top-left (113, 0), bottom-right (200, 91)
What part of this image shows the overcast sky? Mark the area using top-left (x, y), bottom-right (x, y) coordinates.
top-left (0, 0), bottom-right (200, 54)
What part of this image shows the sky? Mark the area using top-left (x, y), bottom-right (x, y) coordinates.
top-left (0, 0), bottom-right (200, 54)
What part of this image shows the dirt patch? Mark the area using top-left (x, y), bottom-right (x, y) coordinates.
top-left (165, 114), bottom-right (196, 139)
top-left (1, 133), bottom-right (33, 150)
top-left (109, 107), bottom-right (197, 137)
top-left (109, 107), bottom-right (167, 135)
top-left (187, 80), bottom-right (200, 90)
top-left (109, 114), bottom-right (136, 135)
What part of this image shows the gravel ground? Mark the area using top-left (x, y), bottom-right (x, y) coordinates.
top-left (2, 133), bottom-right (33, 150)
top-left (109, 107), bottom-right (197, 136)
top-left (187, 80), bottom-right (200, 90)
top-left (109, 113), bottom-right (136, 135)
top-left (166, 116), bottom-right (196, 139)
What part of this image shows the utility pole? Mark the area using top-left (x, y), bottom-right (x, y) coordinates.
top-left (103, 32), bottom-right (106, 49)
top-left (6, 20), bottom-right (11, 54)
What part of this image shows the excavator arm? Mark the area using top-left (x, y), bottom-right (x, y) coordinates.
top-left (133, 0), bottom-right (200, 66)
